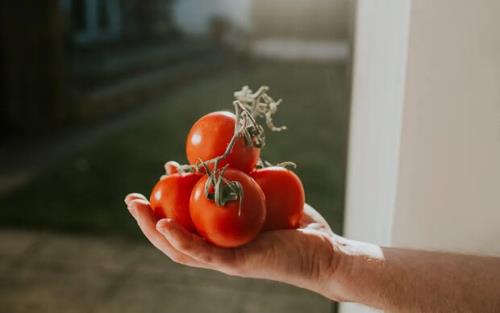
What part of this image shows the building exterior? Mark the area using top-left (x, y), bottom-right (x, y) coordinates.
top-left (0, 0), bottom-right (176, 134)
top-left (59, 0), bottom-right (174, 44)
top-left (1, 0), bottom-right (65, 133)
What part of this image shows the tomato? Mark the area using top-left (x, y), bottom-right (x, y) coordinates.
top-left (190, 168), bottom-right (266, 247)
top-left (150, 172), bottom-right (201, 233)
top-left (251, 167), bottom-right (304, 231)
top-left (186, 111), bottom-right (260, 173)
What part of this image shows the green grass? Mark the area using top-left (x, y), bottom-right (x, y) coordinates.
top-left (0, 61), bottom-right (349, 238)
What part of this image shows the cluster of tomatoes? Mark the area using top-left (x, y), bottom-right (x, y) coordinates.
top-left (150, 109), bottom-right (305, 248)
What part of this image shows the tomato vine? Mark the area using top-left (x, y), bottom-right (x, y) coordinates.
top-left (177, 86), bottom-right (289, 209)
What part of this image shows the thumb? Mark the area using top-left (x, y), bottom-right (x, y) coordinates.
top-left (156, 219), bottom-right (241, 275)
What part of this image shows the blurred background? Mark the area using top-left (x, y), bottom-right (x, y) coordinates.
top-left (0, 0), bottom-right (352, 313)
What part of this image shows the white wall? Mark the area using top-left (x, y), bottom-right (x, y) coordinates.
top-left (251, 0), bottom-right (350, 41)
top-left (393, 0), bottom-right (500, 254)
top-left (343, 0), bottom-right (500, 312)
top-left (250, 0), bottom-right (351, 61)
top-left (172, 0), bottom-right (350, 39)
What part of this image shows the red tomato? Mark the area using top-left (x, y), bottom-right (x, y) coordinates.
top-left (190, 168), bottom-right (266, 248)
top-left (150, 172), bottom-right (201, 233)
top-left (251, 167), bottom-right (305, 231)
top-left (186, 111), bottom-right (260, 173)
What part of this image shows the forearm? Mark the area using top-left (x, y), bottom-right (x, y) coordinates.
top-left (328, 238), bottom-right (500, 312)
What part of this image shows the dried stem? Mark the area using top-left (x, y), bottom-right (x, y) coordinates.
top-left (234, 85), bottom-right (287, 132)
top-left (256, 159), bottom-right (297, 170)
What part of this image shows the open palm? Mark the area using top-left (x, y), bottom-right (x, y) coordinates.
top-left (125, 193), bottom-right (341, 299)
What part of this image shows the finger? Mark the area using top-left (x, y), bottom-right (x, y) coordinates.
top-left (125, 193), bottom-right (147, 206)
top-left (164, 161), bottom-right (180, 175)
top-left (156, 219), bottom-right (240, 275)
top-left (128, 199), bottom-right (205, 268)
top-left (300, 204), bottom-right (331, 231)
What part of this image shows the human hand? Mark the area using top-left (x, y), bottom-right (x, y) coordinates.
top-left (125, 193), bottom-right (347, 300)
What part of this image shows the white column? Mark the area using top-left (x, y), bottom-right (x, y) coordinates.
top-left (342, 2), bottom-right (411, 312)
top-left (343, 0), bottom-right (412, 246)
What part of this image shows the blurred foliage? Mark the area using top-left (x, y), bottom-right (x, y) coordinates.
top-left (0, 61), bottom-right (349, 238)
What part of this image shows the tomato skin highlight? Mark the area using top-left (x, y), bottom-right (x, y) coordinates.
top-left (251, 167), bottom-right (305, 231)
top-left (150, 172), bottom-right (201, 233)
top-left (190, 169), bottom-right (266, 248)
top-left (185, 111), bottom-right (260, 173)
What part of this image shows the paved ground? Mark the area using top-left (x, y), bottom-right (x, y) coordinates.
top-left (0, 228), bottom-right (332, 313)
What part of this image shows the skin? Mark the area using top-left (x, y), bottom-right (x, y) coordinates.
top-left (125, 191), bottom-right (500, 312)
top-left (125, 193), bottom-right (340, 298)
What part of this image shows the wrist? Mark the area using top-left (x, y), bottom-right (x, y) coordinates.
top-left (320, 235), bottom-right (385, 305)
